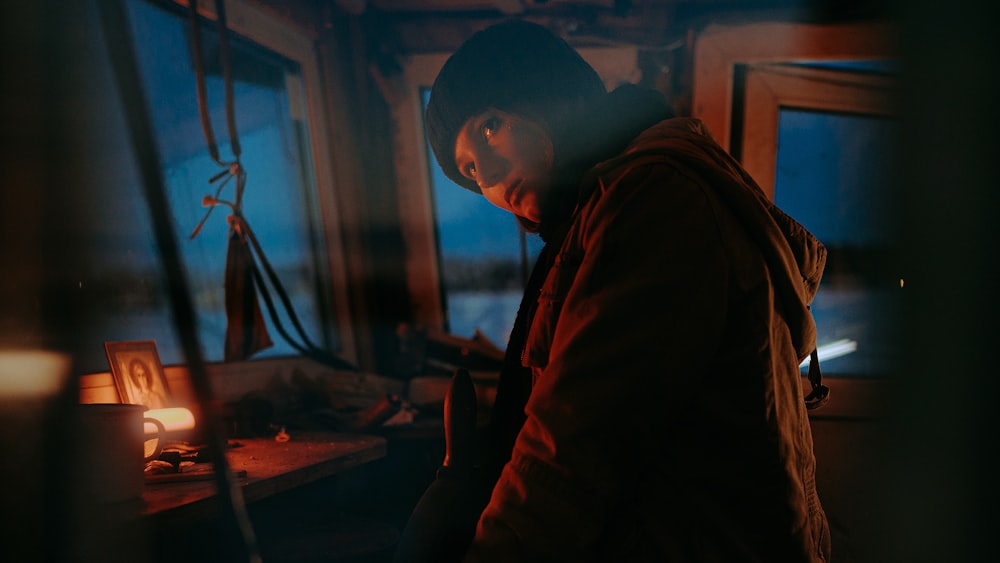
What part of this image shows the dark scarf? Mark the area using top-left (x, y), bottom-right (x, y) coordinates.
top-left (484, 84), bottom-right (674, 472)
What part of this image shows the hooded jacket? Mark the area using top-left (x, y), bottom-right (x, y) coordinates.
top-left (464, 116), bottom-right (831, 562)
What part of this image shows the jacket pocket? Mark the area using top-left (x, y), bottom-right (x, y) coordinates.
top-left (524, 250), bottom-right (582, 371)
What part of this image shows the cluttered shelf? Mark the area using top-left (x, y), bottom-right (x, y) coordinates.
top-left (143, 432), bottom-right (387, 525)
top-left (136, 325), bottom-right (505, 520)
top-left (69, 325), bottom-right (508, 562)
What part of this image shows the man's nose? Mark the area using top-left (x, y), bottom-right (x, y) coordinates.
top-left (475, 152), bottom-right (507, 191)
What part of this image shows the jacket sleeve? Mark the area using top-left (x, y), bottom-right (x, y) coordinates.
top-left (463, 163), bottom-right (731, 562)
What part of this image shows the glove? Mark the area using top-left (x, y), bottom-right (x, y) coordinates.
top-left (393, 369), bottom-right (488, 563)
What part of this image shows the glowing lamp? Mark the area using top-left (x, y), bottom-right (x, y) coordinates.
top-left (143, 407), bottom-right (196, 435)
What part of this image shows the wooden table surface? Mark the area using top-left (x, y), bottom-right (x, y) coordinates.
top-left (142, 431), bottom-right (387, 524)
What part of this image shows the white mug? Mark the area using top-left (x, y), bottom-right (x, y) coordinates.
top-left (75, 403), bottom-right (166, 505)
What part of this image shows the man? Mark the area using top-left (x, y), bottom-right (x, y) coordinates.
top-left (397, 19), bottom-right (831, 562)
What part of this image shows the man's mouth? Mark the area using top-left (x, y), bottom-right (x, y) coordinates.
top-left (504, 181), bottom-right (523, 207)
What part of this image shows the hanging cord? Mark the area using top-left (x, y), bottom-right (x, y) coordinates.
top-left (802, 304), bottom-right (830, 410)
top-left (804, 347), bottom-right (830, 410)
top-left (214, 0), bottom-right (242, 165)
top-left (186, 0), bottom-right (237, 168)
top-left (803, 304), bottom-right (829, 410)
top-left (187, 0), bottom-right (240, 240)
top-left (93, 1), bottom-right (261, 561)
top-left (186, 0), bottom-right (357, 371)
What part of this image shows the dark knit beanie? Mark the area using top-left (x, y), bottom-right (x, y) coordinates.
top-left (425, 20), bottom-right (607, 193)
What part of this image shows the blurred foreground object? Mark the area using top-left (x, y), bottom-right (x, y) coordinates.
top-left (0, 350), bottom-right (73, 561)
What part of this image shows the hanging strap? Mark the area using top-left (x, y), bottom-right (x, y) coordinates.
top-left (213, 0), bottom-right (241, 164)
top-left (187, 0), bottom-right (241, 239)
top-left (187, 0), bottom-right (240, 165)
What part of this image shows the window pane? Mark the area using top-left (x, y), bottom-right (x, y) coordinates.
top-left (774, 108), bottom-right (900, 377)
top-left (421, 89), bottom-right (543, 347)
top-left (78, 0), bottom-right (334, 372)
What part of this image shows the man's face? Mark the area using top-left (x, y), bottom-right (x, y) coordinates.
top-left (453, 108), bottom-right (554, 224)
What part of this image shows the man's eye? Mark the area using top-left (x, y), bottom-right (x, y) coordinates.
top-left (482, 117), bottom-right (499, 140)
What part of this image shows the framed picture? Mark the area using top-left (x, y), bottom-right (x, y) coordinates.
top-left (104, 340), bottom-right (170, 409)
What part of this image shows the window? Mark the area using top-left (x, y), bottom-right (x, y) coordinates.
top-left (76, 0), bottom-right (353, 372)
top-left (738, 61), bottom-right (899, 378)
top-left (774, 107), bottom-right (900, 376)
top-left (420, 89), bottom-right (544, 346)
top-left (694, 20), bottom-right (900, 383)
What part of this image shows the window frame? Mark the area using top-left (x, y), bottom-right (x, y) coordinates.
top-left (740, 62), bottom-right (896, 198)
top-left (692, 19), bottom-right (898, 154)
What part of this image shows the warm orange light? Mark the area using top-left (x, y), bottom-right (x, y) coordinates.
top-left (143, 407), bottom-right (196, 434)
top-left (0, 349), bottom-right (70, 399)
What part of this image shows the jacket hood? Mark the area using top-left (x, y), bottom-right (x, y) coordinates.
top-left (531, 84), bottom-right (674, 241)
top-left (591, 117), bottom-right (827, 359)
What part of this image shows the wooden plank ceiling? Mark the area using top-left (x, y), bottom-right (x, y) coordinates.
top-left (330, 0), bottom-right (887, 52)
